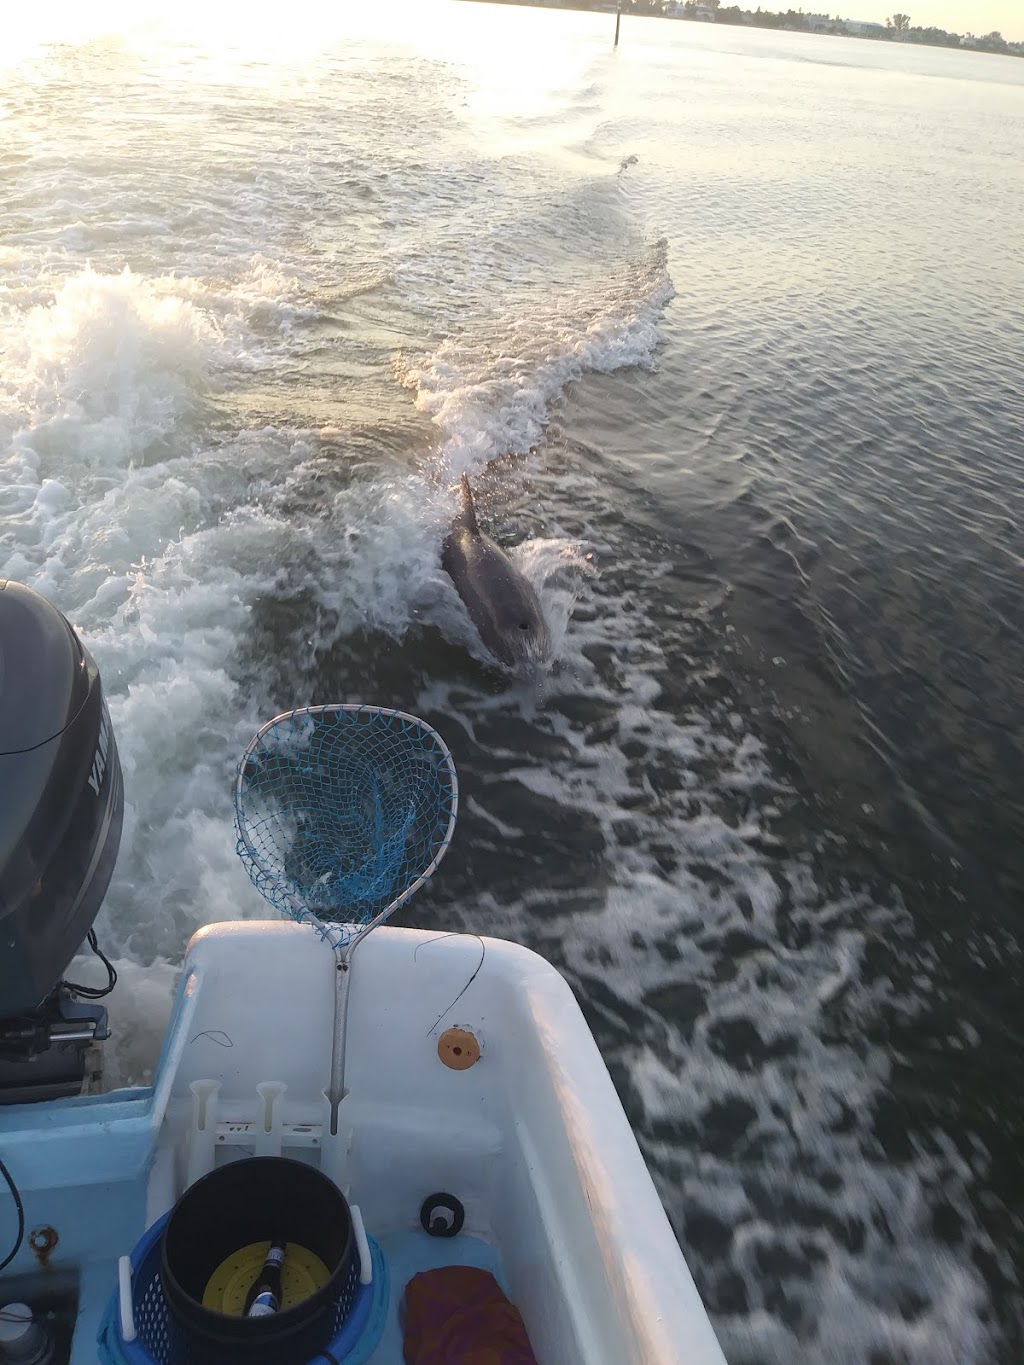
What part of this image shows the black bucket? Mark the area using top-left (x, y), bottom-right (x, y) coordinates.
top-left (160, 1157), bottom-right (356, 1365)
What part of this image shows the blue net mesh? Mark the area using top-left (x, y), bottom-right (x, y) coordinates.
top-left (234, 706), bottom-right (458, 942)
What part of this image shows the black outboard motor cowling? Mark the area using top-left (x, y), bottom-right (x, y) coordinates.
top-left (0, 580), bottom-right (123, 1101)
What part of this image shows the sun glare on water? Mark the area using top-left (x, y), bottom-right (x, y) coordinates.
top-left (5, 0), bottom-right (594, 150)
top-left (4, 0), bottom-right (499, 60)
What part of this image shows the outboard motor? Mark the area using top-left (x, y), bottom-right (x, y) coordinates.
top-left (0, 581), bottom-right (123, 1103)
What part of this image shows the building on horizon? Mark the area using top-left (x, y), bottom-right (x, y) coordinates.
top-left (844, 18), bottom-right (886, 36)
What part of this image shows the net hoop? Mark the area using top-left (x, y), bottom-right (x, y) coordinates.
top-left (234, 704), bottom-right (459, 950)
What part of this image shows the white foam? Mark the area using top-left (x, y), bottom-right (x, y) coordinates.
top-left (65, 955), bottom-right (182, 1090)
top-left (399, 238), bottom-right (672, 478)
top-left (1, 269), bottom-right (294, 971)
top-left (1, 268), bottom-right (238, 481)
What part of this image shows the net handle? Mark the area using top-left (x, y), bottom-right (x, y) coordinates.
top-left (233, 702), bottom-right (460, 942)
top-left (234, 703), bottom-right (459, 1137)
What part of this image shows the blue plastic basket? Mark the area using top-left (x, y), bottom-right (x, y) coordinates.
top-left (98, 1213), bottom-right (390, 1365)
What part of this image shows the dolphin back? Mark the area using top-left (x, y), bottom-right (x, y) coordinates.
top-left (442, 477), bottom-right (551, 673)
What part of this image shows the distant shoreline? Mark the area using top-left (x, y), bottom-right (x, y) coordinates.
top-left (455, 0), bottom-right (1024, 57)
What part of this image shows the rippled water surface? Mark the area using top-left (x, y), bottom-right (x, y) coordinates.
top-left (2, 6), bottom-right (1022, 1361)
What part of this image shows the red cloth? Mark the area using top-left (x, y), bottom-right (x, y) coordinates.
top-left (402, 1266), bottom-right (538, 1365)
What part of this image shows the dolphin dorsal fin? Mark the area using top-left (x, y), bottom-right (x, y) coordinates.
top-left (459, 473), bottom-right (480, 535)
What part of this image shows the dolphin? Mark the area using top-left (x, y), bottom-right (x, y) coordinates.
top-left (442, 474), bottom-right (551, 675)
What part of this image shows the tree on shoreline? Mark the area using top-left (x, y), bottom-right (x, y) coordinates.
top-left (886, 13), bottom-right (911, 32)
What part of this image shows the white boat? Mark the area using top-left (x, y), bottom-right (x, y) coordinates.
top-left (0, 580), bottom-right (726, 1365)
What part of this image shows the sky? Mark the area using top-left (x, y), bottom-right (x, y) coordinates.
top-left (859, 2), bottom-right (1024, 40)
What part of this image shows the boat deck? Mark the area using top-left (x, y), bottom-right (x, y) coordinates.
top-left (0, 921), bottom-right (727, 1365)
top-left (373, 1229), bottom-right (507, 1361)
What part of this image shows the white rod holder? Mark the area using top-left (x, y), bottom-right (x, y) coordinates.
top-left (186, 1079), bottom-right (221, 1188)
top-left (319, 1087), bottom-right (351, 1192)
top-left (254, 1082), bottom-right (287, 1157)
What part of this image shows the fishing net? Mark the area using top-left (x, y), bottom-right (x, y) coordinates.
top-left (234, 705), bottom-right (458, 945)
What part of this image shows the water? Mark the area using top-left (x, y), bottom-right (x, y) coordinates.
top-left (2, 5), bottom-right (1022, 1360)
